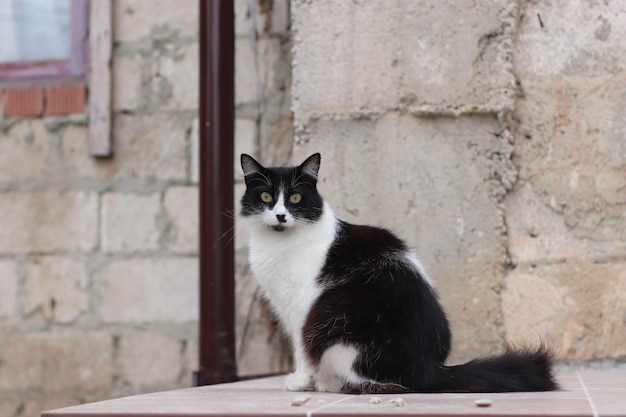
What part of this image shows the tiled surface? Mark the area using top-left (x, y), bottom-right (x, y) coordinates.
top-left (42, 370), bottom-right (626, 417)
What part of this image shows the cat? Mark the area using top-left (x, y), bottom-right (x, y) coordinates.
top-left (239, 152), bottom-right (557, 393)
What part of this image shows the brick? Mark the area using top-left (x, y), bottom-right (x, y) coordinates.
top-left (116, 330), bottom-right (183, 390)
top-left (4, 87), bottom-right (44, 117)
top-left (0, 192), bottom-right (98, 253)
top-left (99, 258), bottom-right (198, 323)
top-left (22, 256), bottom-right (88, 324)
top-left (0, 331), bottom-right (112, 392)
top-left (163, 187), bottom-right (198, 254)
top-left (0, 260), bottom-right (18, 320)
top-left (45, 84), bottom-right (86, 115)
top-left (0, 119), bottom-right (51, 182)
top-left (101, 193), bottom-right (161, 252)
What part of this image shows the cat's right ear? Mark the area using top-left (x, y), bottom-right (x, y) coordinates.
top-left (241, 154), bottom-right (264, 178)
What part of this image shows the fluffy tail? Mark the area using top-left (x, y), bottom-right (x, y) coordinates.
top-left (436, 345), bottom-right (558, 393)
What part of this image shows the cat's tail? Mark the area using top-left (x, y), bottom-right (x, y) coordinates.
top-left (435, 345), bottom-right (558, 393)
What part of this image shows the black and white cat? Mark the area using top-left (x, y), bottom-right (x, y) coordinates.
top-left (239, 153), bottom-right (557, 393)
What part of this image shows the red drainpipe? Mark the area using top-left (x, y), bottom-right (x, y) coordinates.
top-left (195, 0), bottom-right (237, 386)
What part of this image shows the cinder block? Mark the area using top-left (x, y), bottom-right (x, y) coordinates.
top-left (235, 118), bottom-right (257, 178)
top-left (0, 120), bottom-right (51, 183)
top-left (101, 193), bottom-right (161, 252)
top-left (235, 0), bottom-right (290, 37)
top-left (235, 38), bottom-right (282, 106)
top-left (110, 113), bottom-right (188, 181)
top-left (116, 330), bottom-right (183, 390)
top-left (22, 256), bottom-right (89, 324)
top-left (0, 192), bottom-right (98, 253)
top-left (293, 114), bottom-right (512, 361)
top-left (0, 331), bottom-right (112, 392)
top-left (292, 0), bottom-right (517, 116)
top-left (502, 261), bottom-right (626, 360)
top-left (112, 53), bottom-right (144, 111)
top-left (64, 114), bottom-right (188, 181)
top-left (99, 258), bottom-right (198, 323)
top-left (0, 260), bottom-right (18, 320)
top-left (516, 0), bottom-right (626, 78)
top-left (113, 0), bottom-right (198, 43)
top-left (159, 43), bottom-right (199, 111)
top-left (190, 117), bottom-right (199, 184)
top-left (164, 186), bottom-right (198, 254)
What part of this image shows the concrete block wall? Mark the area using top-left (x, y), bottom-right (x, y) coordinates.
top-left (291, 0), bottom-right (626, 363)
top-left (0, 0), bottom-right (293, 415)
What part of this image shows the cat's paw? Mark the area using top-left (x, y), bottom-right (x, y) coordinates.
top-left (285, 372), bottom-right (315, 391)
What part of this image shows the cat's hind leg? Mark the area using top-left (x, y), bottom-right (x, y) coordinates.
top-left (314, 343), bottom-right (364, 392)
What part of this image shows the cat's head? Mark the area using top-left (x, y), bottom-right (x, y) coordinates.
top-left (240, 153), bottom-right (324, 232)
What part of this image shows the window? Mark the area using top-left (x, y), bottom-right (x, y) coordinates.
top-left (0, 0), bottom-right (87, 81)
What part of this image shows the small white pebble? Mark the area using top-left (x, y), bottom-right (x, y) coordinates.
top-left (475, 399), bottom-right (493, 407)
top-left (389, 397), bottom-right (406, 407)
top-left (316, 399), bottom-right (327, 405)
top-left (369, 397), bottom-right (382, 404)
top-left (291, 394), bottom-right (312, 406)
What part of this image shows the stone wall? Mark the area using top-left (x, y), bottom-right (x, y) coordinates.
top-left (1, 1), bottom-right (625, 416)
top-left (0, 1), bottom-right (292, 416)
top-left (291, 0), bottom-right (626, 364)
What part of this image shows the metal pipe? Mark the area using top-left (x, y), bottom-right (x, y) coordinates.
top-left (195, 0), bottom-right (237, 386)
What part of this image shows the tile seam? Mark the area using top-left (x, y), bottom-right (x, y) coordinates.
top-left (577, 371), bottom-right (599, 417)
top-left (307, 395), bottom-right (356, 417)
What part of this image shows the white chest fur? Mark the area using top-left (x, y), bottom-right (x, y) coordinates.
top-left (247, 203), bottom-right (337, 337)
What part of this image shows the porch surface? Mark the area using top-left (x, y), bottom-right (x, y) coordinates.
top-left (43, 369), bottom-right (626, 417)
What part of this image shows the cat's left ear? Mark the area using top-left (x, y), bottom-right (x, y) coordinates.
top-left (299, 153), bottom-right (321, 180)
top-left (241, 154), bottom-right (264, 177)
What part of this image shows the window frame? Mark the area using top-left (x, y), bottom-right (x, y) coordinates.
top-left (0, 0), bottom-right (88, 82)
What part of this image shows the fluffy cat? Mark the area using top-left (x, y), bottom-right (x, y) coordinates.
top-left (239, 153), bottom-right (557, 393)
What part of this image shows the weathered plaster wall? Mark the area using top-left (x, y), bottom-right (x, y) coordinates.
top-left (291, 0), bottom-right (626, 364)
top-left (502, 0), bottom-right (626, 361)
top-left (0, 1), bottom-right (292, 415)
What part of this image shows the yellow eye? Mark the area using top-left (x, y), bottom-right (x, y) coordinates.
top-left (289, 193), bottom-right (302, 204)
top-left (260, 192), bottom-right (273, 203)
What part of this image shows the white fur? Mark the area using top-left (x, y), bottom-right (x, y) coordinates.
top-left (404, 251), bottom-right (436, 288)
top-left (315, 344), bottom-right (365, 392)
top-left (245, 202), bottom-right (338, 391)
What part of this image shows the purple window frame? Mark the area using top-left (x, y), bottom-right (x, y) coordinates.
top-left (0, 0), bottom-right (88, 81)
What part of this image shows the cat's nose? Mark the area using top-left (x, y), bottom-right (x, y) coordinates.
top-left (276, 214), bottom-right (287, 223)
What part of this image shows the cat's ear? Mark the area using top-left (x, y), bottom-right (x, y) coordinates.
top-left (299, 153), bottom-right (321, 180)
top-left (241, 154), bottom-right (264, 177)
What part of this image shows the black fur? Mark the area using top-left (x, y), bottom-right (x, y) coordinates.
top-left (241, 153), bottom-right (558, 394)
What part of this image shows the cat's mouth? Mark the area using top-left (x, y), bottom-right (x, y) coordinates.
top-left (271, 225), bottom-right (288, 232)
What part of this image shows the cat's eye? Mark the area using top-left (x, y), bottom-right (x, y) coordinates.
top-left (260, 192), bottom-right (273, 203)
top-left (289, 193), bottom-right (302, 204)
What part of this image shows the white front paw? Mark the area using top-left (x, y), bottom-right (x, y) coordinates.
top-left (285, 372), bottom-right (315, 391)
